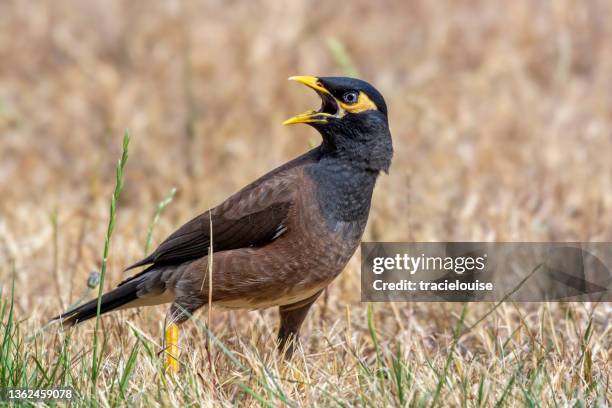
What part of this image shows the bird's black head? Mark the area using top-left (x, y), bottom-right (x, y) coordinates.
top-left (284, 76), bottom-right (393, 173)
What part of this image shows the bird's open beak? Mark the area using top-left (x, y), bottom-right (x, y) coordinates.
top-left (283, 76), bottom-right (340, 125)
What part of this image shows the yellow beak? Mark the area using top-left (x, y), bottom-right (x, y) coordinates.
top-left (287, 76), bottom-right (331, 95)
top-left (283, 76), bottom-right (334, 126)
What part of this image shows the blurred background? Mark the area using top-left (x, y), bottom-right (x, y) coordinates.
top-left (0, 1), bottom-right (610, 403)
top-left (2, 0), bottom-right (612, 320)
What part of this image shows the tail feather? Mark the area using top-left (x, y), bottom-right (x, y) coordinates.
top-left (51, 278), bottom-right (140, 327)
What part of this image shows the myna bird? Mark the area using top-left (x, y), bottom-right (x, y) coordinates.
top-left (53, 76), bottom-right (393, 373)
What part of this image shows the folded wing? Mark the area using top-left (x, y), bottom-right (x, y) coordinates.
top-left (126, 175), bottom-right (296, 271)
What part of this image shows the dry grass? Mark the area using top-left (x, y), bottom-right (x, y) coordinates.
top-left (0, 0), bottom-right (611, 406)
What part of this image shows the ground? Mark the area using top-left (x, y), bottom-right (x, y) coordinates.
top-left (0, 1), bottom-right (610, 406)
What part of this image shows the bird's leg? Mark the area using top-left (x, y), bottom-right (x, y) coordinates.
top-left (163, 299), bottom-right (205, 374)
top-left (277, 291), bottom-right (322, 359)
top-left (163, 304), bottom-right (186, 375)
top-left (164, 322), bottom-right (180, 374)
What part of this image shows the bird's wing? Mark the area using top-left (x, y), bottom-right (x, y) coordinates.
top-left (125, 174), bottom-right (296, 271)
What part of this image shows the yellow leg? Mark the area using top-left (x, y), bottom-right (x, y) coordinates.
top-left (164, 323), bottom-right (180, 374)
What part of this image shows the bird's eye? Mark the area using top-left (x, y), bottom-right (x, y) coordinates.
top-left (342, 91), bottom-right (359, 104)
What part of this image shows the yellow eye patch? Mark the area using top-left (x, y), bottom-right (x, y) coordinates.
top-left (338, 91), bottom-right (378, 113)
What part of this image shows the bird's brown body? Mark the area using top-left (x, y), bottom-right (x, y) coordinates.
top-left (54, 76), bottom-right (393, 367)
top-left (128, 149), bottom-right (368, 316)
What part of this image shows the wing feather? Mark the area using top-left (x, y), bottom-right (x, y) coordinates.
top-left (125, 176), bottom-right (296, 270)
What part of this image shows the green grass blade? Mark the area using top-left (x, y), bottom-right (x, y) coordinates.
top-left (430, 305), bottom-right (467, 407)
top-left (144, 187), bottom-right (177, 255)
top-left (91, 130), bottom-right (131, 390)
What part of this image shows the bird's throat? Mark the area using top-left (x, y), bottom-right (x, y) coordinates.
top-left (309, 158), bottom-right (377, 227)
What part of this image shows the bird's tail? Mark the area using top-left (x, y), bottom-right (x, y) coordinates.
top-left (50, 278), bottom-right (141, 327)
